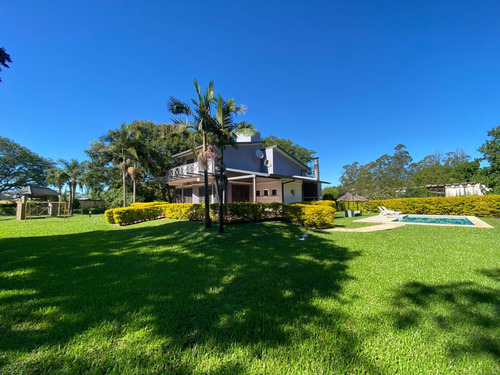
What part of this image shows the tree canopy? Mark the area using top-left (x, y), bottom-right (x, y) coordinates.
top-left (0, 137), bottom-right (54, 193)
top-left (478, 125), bottom-right (500, 193)
top-left (0, 47), bottom-right (12, 83)
top-left (338, 145), bottom-right (488, 199)
top-left (85, 120), bottom-right (190, 206)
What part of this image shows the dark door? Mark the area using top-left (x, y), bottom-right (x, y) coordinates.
top-left (183, 188), bottom-right (193, 203)
top-left (231, 185), bottom-right (250, 202)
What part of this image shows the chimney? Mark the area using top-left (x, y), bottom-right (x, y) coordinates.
top-left (313, 157), bottom-right (319, 180)
top-left (313, 157), bottom-right (322, 200)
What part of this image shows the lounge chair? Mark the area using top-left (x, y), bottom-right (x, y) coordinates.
top-left (378, 206), bottom-right (402, 216)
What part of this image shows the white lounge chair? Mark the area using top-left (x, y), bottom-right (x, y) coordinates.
top-left (378, 206), bottom-right (402, 216)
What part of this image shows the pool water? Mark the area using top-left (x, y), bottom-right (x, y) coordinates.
top-left (395, 215), bottom-right (474, 226)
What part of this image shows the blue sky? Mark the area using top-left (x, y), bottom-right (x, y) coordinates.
top-left (1, 0), bottom-right (499, 185)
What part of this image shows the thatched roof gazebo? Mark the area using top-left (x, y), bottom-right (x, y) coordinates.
top-left (337, 192), bottom-right (369, 216)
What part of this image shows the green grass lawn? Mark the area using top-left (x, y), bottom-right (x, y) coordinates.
top-left (1, 214), bottom-right (499, 374)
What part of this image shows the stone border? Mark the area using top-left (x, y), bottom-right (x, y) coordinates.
top-left (322, 222), bottom-right (405, 233)
top-left (354, 214), bottom-right (493, 229)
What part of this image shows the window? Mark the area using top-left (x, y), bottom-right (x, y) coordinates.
top-left (256, 190), bottom-right (261, 197)
top-left (272, 189), bottom-right (277, 196)
top-left (263, 189), bottom-right (269, 196)
top-left (186, 158), bottom-right (195, 164)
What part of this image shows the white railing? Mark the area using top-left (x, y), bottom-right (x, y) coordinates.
top-left (167, 160), bottom-right (216, 180)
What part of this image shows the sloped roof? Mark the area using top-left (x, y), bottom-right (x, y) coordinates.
top-left (337, 192), bottom-right (369, 202)
top-left (17, 186), bottom-right (59, 196)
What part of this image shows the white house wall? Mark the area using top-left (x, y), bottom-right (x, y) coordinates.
top-left (283, 181), bottom-right (303, 204)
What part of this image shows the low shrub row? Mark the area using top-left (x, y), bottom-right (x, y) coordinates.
top-left (105, 201), bottom-right (336, 228)
top-left (0, 203), bottom-right (16, 216)
top-left (283, 204), bottom-right (336, 228)
top-left (357, 195), bottom-right (500, 217)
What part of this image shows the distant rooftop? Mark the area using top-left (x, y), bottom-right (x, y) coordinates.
top-left (16, 186), bottom-right (59, 197)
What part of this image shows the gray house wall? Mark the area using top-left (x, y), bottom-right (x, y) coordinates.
top-left (224, 144), bottom-right (263, 172)
top-left (272, 151), bottom-right (305, 176)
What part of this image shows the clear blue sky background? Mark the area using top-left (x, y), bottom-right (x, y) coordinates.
top-left (1, 0), bottom-right (499, 185)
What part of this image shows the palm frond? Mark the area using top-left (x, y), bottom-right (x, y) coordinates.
top-left (168, 96), bottom-right (191, 116)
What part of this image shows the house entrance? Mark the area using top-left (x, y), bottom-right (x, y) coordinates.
top-left (231, 185), bottom-right (250, 202)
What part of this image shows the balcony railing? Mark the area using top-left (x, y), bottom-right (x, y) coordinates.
top-left (166, 160), bottom-right (216, 181)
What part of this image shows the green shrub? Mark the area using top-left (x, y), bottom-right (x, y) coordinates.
top-left (0, 203), bottom-right (16, 216)
top-left (105, 201), bottom-right (336, 228)
top-left (311, 200), bottom-right (337, 208)
top-left (357, 195), bottom-right (500, 217)
top-left (283, 204), bottom-right (335, 229)
top-left (104, 209), bottom-right (115, 224)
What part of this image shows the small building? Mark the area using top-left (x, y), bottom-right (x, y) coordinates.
top-left (162, 132), bottom-right (328, 204)
top-left (79, 198), bottom-right (106, 209)
top-left (15, 186), bottom-right (61, 220)
top-left (426, 182), bottom-right (490, 197)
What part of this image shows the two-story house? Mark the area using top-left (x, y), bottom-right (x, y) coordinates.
top-left (164, 132), bottom-right (328, 204)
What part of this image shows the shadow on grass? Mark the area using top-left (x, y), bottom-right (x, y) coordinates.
top-left (390, 268), bottom-right (500, 361)
top-left (0, 220), bottom-right (377, 373)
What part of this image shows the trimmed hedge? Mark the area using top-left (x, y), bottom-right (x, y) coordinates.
top-left (283, 204), bottom-right (335, 229)
top-left (104, 209), bottom-right (115, 224)
top-left (355, 195), bottom-right (500, 218)
top-left (105, 201), bottom-right (336, 228)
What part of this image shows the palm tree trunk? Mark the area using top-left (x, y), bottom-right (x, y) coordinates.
top-left (57, 185), bottom-right (62, 216)
top-left (218, 150), bottom-right (224, 234)
top-left (72, 182), bottom-right (76, 215)
top-left (122, 169), bottom-right (127, 207)
top-left (68, 184), bottom-right (73, 215)
top-left (218, 167), bottom-right (224, 234)
top-left (132, 180), bottom-right (136, 203)
top-left (202, 131), bottom-right (211, 228)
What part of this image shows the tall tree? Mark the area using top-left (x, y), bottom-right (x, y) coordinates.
top-left (168, 79), bottom-right (216, 228)
top-left (211, 94), bottom-right (255, 233)
top-left (0, 47), bottom-right (12, 83)
top-left (127, 165), bottom-right (141, 203)
top-left (0, 137), bottom-right (54, 192)
top-left (89, 123), bottom-right (142, 207)
top-left (478, 125), bottom-right (500, 192)
top-left (85, 120), bottom-right (190, 205)
top-left (59, 159), bottom-right (84, 215)
top-left (45, 166), bottom-right (69, 215)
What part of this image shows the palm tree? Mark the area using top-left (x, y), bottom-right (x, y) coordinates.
top-left (168, 79), bottom-right (216, 228)
top-left (127, 165), bottom-right (141, 203)
top-left (211, 94), bottom-right (255, 233)
top-left (96, 123), bottom-right (141, 207)
top-left (60, 159), bottom-right (84, 215)
top-left (45, 166), bottom-right (69, 215)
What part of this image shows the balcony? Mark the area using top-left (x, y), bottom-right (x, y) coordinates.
top-left (166, 160), bottom-right (216, 182)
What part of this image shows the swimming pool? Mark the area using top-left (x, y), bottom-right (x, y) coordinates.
top-left (394, 215), bottom-right (474, 226)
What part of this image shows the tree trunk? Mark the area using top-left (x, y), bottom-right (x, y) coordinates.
top-left (218, 166), bottom-right (224, 234)
top-left (202, 132), bottom-right (211, 228)
top-left (68, 184), bottom-right (73, 215)
top-left (204, 169), bottom-right (211, 228)
top-left (57, 185), bottom-right (62, 216)
top-left (122, 169), bottom-right (127, 207)
top-left (218, 151), bottom-right (224, 234)
top-left (132, 180), bottom-right (136, 203)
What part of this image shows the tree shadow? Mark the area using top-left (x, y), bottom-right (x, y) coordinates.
top-left (0, 220), bottom-right (378, 373)
top-left (389, 268), bottom-right (500, 362)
